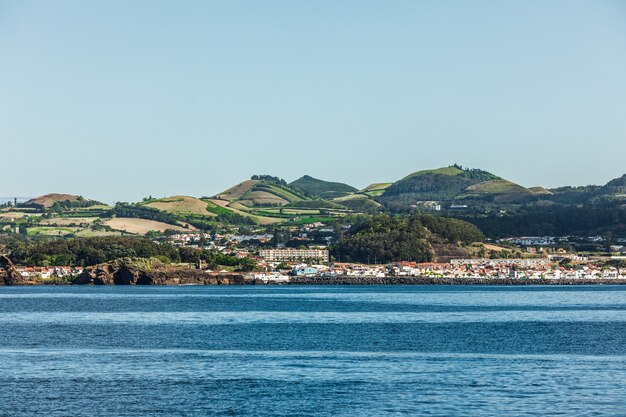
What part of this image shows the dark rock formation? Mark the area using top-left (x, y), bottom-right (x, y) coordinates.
top-left (73, 259), bottom-right (245, 285)
top-left (0, 255), bottom-right (31, 285)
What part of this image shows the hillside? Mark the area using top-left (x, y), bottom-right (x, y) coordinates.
top-left (104, 218), bottom-right (192, 235)
top-left (461, 179), bottom-right (535, 202)
top-left (379, 165), bottom-right (534, 206)
top-left (24, 194), bottom-right (101, 209)
top-left (289, 175), bottom-right (357, 199)
top-left (595, 174), bottom-right (626, 203)
top-left (216, 178), bottom-right (310, 207)
top-left (358, 183), bottom-right (392, 197)
top-left (143, 196), bottom-right (216, 216)
top-left (332, 213), bottom-right (484, 263)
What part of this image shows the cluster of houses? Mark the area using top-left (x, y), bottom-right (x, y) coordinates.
top-left (15, 265), bottom-right (84, 279)
top-left (261, 257), bottom-right (626, 281)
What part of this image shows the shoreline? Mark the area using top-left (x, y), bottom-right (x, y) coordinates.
top-left (287, 276), bottom-right (626, 285)
top-left (9, 276), bottom-right (626, 286)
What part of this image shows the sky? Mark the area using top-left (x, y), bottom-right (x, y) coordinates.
top-left (1, 0), bottom-right (625, 203)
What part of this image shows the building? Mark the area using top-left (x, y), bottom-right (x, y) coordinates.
top-left (259, 248), bottom-right (329, 263)
top-left (292, 266), bottom-right (319, 276)
top-left (450, 258), bottom-right (551, 268)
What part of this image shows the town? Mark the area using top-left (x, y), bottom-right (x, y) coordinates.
top-left (13, 240), bottom-right (626, 284)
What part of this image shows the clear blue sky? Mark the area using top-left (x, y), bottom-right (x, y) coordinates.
top-left (1, 0), bottom-right (625, 203)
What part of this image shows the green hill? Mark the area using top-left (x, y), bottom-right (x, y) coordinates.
top-left (379, 165), bottom-right (537, 206)
top-left (216, 178), bottom-right (310, 207)
top-left (358, 183), bottom-right (392, 197)
top-left (601, 174), bottom-right (626, 196)
top-left (382, 165), bottom-right (501, 201)
top-left (24, 194), bottom-right (103, 210)
top-left (289, 175), bottom-right (357, 199)
top-left (460, 179), bottom-right (535, 202)
top-left (403, 166), bottom-right (465, 179)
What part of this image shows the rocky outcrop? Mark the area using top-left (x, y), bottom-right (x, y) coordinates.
top-left (73, 259), bottom-right (245, 285)
top-left (0, 255), bottom-right (32, 285)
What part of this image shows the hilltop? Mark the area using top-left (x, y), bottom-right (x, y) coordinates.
top-left (380, 164), bottom-right (536, 206)
top-left (216, 176), bottom-right (309, 207)
top-left (24, 194), bottom-right (103, 209)
top-left (289, 175), bottom-right (357, 199)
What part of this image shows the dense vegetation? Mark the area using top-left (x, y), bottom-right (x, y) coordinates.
top-left (251, 175), bottom-right (288, 186)
top-left (331, 214), bottom-right (483, 263)
top-left (455, 206), bottom-right (626, 238)
top-left (6, 236), bottom-right (181, 266)
top-left (109, 203), bottom-right (180, 225)
top-left (5, 236), bottom-right (257, 270)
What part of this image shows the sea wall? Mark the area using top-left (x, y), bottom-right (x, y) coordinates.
top-left (288, 275), bottom-right (626, 285)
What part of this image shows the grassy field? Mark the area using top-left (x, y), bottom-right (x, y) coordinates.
top-left (333, 193), bottom-right (367, 202)
top-left (27, 226), bottom-right (80, 237)
top-left (0, 211), bottom-right (40, 219)
top-left (75, 229), bottom-right (123, 237)
top-left (216, 180), bottom-right (259, 201)
top-left (24, 193), bottom-right (81, 208)
top-left (209, 199), bottom-right (283, 225)
top-left (203, 199), bottom-right (235, 216)
top-left (238, 190), bottom-right (290, 207)
top-left (217, 179), bottom-right (310, 208)
top-left (145, 196), bottom-right (216, 216)
top-left (457, 180), bottom-right (534, 201)
top-left (104, 218), bottom-right (191, 235)
top-left (39, 217), bottom-right (98, 226)
top-left (361, 182), bottom-right (392, 192)
top-left (404, 166), bottom-right (464, 180)
top-left (464, 179), bottom-right (529, 195)
top-left (279, 216), bottom-right (336, 225)
top-left (259, 208), bottom-right (321, 215)
top-left (529, 186), bottom-right (553, 195)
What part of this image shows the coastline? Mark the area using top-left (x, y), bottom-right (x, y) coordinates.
top-left (287, 276), bottom-right (626, 285)
top-left (12, 276), bottom-right (626, 286)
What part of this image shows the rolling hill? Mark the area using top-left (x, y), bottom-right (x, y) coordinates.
top-left (379, 165), bottom-right (535, 205)
top-left (143, 196), bottom-right (216, 217)
top-left (216, 178), bottom-right (310, 207)
top-left (24, 194), bottom-right (102, 209)
top-left (460, 179), bottom-right (535, 202)
top-left (289, 175), bottom-right (357, 199)
top-left (357, 183), bottom-right (392, 197)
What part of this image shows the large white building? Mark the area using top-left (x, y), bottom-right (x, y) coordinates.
top-left (450, 258), bottom-right (551, 268)
top-left (259, 248), bottom-right (329, 263)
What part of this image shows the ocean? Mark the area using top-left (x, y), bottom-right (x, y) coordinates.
top-left (0, 285), bottom-right (625, 416)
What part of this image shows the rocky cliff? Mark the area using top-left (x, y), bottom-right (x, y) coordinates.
top-left (0, 255), bottom-right (32, 285)
top-left (73, 258), bottom-right (245, 285)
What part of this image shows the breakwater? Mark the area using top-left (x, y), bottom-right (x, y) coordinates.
top-left (289, 275), bottom-right (626, 285)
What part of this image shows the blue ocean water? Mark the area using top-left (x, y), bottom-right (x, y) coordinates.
top-left (1, 285), bottom-right (625, 416)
